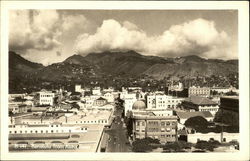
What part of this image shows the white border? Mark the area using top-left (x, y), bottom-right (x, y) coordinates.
top-left (1, 1), bottom-right (249, 161)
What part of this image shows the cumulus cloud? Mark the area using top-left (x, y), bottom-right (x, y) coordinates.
top-left (9, 10), bottom-right (90, 54)
top-left (61, 14), bottom-right (89, 31)
top-left (75, 18), bottom-right (234, 59)
top-left (9, 10), bottom-right (62, 52)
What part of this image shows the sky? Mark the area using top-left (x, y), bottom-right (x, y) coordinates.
top-left (9, 10), bottom-right (238, 66)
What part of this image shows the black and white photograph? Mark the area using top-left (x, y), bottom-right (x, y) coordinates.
top-left (0, 1), bottom-right (249, 161)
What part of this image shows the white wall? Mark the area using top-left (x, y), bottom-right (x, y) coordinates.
top-left (187, 132), bottom-right (239, 143)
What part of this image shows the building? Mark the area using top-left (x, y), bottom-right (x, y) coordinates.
top-left (9, 123), bottom-right (88, 134)
top-left (182, 96), bottom-right (219, 116)
top-left (131, 100), bottom-right (178, 143)
top-left (188, 86), bottom-right (210, 97)
top-left (146, 94), bottom-right (184, 110)
top-left (187, 132), bottom-right (239, 144)
top-left (176, 111), bottom-right (214, 124)
top-left (34, 91), bottom-right (55, 106)
top-left (93, 97), bottom-right (107, 107)
top-left (123, 93), bottom-right (137, 116)
top-left (103, 92), bottom-right (114, 103)
top-left (215, 96), bottom-right (239, 127)
top-left (92, 87), bottom-right (101, 95)
top-left (168, 82), bottom-right (183, 91)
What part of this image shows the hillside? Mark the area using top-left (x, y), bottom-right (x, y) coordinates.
top-left (8, 50), bottom-right (238, 93)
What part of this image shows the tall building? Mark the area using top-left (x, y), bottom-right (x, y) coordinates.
top-left (217, 96), bottom-right (239, 127)
top-left (123, 93), bottom-right (137, 116)
top-left (146, 94), bottom-right (184, 110)
top-left (131, 100), bottom-right (178, 143)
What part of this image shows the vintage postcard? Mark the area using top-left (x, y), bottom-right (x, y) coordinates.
top-left (0, 1), bottom-right (249, 161)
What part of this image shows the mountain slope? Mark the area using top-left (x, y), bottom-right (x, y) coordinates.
top-left (9, 50), bottom-right (238, 82)
top-left (9, 51), bottom-right (43, 74)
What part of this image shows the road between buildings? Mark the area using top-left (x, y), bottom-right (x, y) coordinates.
top-left (104, 107), bottom-right (131, 152)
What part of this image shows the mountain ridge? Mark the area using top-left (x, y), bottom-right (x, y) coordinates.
top-left (9, 50), bottom-right (238, 81)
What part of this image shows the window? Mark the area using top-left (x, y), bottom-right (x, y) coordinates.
top-left (9, 131), bottom-right (12, 134)
top-left (30, 130), bottom-right (32, 133)
top-left (20, 131), bottom-right (22, 133)
top-left (161, 122), bottom-right (165, 126)
top-left (41, 130), bottom-right (43, 133)
top-left (35, 130), bottom-right (38, 133)
top-left (25, 131), bottom-right (27, 133)
top-left (51, 130), bottom-right (53, 133)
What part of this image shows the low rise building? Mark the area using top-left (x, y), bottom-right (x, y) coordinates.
top-left (9, 123), bottom-right (88, 134)
top-left (103, 92), bottom-right (115, 103)
top-left (176, 111), bottom-right (214, 124)
top-left (93, 97), bottom-right (108, 107)
top-left (182, 96), bottom-right (219, 116)
top-left (92, 87), bottom-right (101, 95)
top-left (187, 132), bottom-right (239, 144)
top-left (34, 90), bottom-right (55, 106)
top-left (188, 86), bottom-right (210, 97)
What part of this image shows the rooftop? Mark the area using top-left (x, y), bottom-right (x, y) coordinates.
top-left (184, 96), bottom-right (217, 105)
top-left (176, 111), bottom-right (213, 119)
top-left (133, 115), bottom-right (178, 120)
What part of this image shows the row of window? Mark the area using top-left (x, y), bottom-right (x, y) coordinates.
top-left (161, 134), bottom-right (175, 138)
top-left (200, 109), bottom-right (218, 112)
top-left (75, 120), bottom-right (107, 124)
top-left (22, 120), bottom-right (108, 125)
top-left (147, 128), bottom-right (175, 132)
top-left (9, 128), bottom-right (87, 134)
top-left (139, 121), bottom-right (175, 126)
top-left (40, 94), bottom-right (53, 98)
top-left (40, 99), bottom-right (52, 102)
top-left (149, 100), bottom-right (180, 104)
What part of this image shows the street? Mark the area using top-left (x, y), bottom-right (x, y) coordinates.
top-left (104, 106), bottom-right (131, 152)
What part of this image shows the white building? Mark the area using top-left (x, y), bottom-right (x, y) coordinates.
top-left (103, 92), bottom-right (115, 103)
top-left (92, 87), bottom-right (101, 95)
top-left (187, 132), bottom-right (239, 143)
top-left (9, 123), bottom-right (87, 134)
top-left (75, 84), bottom-right (84, 93)
top-left (35, 91), bottom-right (55, 106)
top-left (188, 86), bottom-right (210, 97)
top-left (147, 94), bottom-right (184, 110)
top-left (123, 93), bottom-right (137, 116)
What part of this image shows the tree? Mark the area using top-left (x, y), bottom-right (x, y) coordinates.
top-left (132, 137), bottom-right (160, 152)
top-left (163, 141), bottom-right (192, 152)
top-left (184, 116), bottom-right (209, 132)
top-left (195, 140), bottom-right (220, 151)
